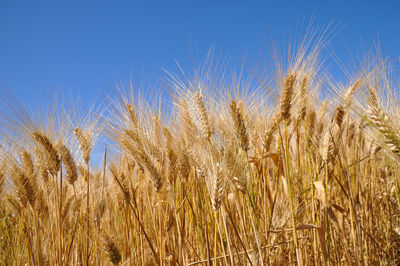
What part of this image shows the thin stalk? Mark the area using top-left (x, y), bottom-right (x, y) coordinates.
top-left (324, 162), bottom-right (330, 266)
top-left (303, 123), bottom-right (318, 260)
top-left (66, 219), bottom-right (78, 265)
top-left (347, 150), bottom-right (359, 266)
top-left (283, 120), bottom-right (302, 266)
top-left (59, 167), bottom-right (63, 266)
top-left (225, 204), bottom-right (254, 266)
top-left (112, 172), bottom-right (160, 264)
top-left (102, 144), bottom-right (107, 199)
top-left (245, 152), bottom-right (264, 266)
top-left (213, 212), bottom-right (218, 266)
top-left (221, 207), bottom-right (234, 265)
top-left (33, 207), bottom-right (41, 266)
top-left (170, 179), bottom-right (186, 264)
top-left (85, 162), bottom-right (90, 266)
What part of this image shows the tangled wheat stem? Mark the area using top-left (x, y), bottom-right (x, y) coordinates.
top-left (111, 171), bottom-right (160, 265)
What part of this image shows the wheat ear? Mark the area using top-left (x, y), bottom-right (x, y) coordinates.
top-left (230, 100), bottom-right (249, 151)
top-left (194, 91), bottom-right (213, 141)
top-left (12, 165), bottom-right (37, 207)
top-left (367, 87), bottom-right (400, 157)
top-left (298, 75), bottom-right (308, 121)
top-left (57, 144), bottom-right (78, 185)
top-left (279, 72), bottom-right (296, 121)
top-left (74, 128), bottom-right (91, 164)
top-left (212, 163), bottom-right (224, 212)
top-left (32, 132), bottom-right (60, 175)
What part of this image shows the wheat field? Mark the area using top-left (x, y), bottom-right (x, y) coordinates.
top-left (0, 38), bottom-right (399, 265)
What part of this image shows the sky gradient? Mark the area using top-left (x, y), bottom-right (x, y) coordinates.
top-left (0, 0), bottom-right (399, 110)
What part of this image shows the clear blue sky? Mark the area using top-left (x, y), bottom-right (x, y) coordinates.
top-left (0, 0), bottom-right (399, 110)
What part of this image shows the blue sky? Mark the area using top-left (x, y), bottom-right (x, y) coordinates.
top-left (0, 0), bottom-right (399, 111)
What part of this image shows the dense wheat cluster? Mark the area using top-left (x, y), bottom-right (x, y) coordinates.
top-left (0, 39), bottom-right (400, 265)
